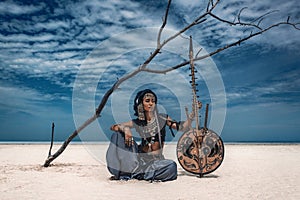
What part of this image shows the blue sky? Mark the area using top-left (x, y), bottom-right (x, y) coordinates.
top-left (0, 0), bottom-right (299, 142)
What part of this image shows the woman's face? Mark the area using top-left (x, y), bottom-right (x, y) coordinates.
top-left (143, 94), bottom-right (156, 112)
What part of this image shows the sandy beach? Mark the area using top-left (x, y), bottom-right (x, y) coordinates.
top-left (1, 143), bottom-right (299, 200)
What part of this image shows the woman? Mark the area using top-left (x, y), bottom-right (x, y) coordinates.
top-left (106, 89), bottom-right (194, 182)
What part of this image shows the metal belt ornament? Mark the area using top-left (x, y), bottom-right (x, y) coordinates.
top-left (176, 36), bottom-right (224, 177)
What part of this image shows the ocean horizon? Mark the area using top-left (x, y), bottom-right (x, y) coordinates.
top-left (0, 141), bottom-right (299, 145)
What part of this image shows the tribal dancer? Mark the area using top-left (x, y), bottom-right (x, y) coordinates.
top-left (106, 89), bottom-right (194, 182)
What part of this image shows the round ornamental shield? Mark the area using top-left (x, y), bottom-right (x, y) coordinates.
top-left (176, 128), bottom-right (224, 176)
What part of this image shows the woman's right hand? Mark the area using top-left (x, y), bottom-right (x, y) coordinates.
top-left (124, 127), bottom-right (133, 147)
top-left (110, 122), bottom-right (134, 147)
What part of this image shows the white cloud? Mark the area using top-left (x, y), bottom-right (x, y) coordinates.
top-left (226, 74), bottom-right (300, 106)
top-left (0, 1), bottom-right (45, 15)
top-left (1, 0), bottom-right (299, 111)
top-left (0, 85), bottom-right (66, 116)
top-left (0, 32), bottom-right (57, 42)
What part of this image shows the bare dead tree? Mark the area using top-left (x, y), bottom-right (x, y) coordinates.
top-left (43, 0), bottom-right (299, 167)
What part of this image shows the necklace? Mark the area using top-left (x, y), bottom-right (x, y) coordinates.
top-left (147, 117), bottom-right (155, 123)
top-left (141, 117), bottom-right (158, 137)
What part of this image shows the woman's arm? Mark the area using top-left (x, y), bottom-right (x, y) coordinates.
top-left (166, 113), bottom-right (194, 132)
top-left (110, 120), bottom-right (133, 131)
top-left (110, 121), bottom-right (134, 146)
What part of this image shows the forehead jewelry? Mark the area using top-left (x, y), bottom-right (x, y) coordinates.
top-left (143, 93), bottom-right (155, 101)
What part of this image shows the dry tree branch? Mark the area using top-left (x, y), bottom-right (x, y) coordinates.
top-left (160, 0), bottom-right (223, 46)
top-left (157, 0), bottom-right (172, 48)
top-left (43, 0), bottom-right (300, 167)
top-left (209, 11), bottom-right (263, 30)
top-left (212, 7), bottom-right (281, 31)
top-left (44, 0), bottom-right (174, 167)
top-left (207, 0), bottom-right (220, 12)
top-left (142, 20), bottom-right (300, 75)
top-left (195, 48), bottom-right (203, 58)
top-left (238, 7), bottom-right (248, 23)
top-left (250, 10), bottom-right (279, 24)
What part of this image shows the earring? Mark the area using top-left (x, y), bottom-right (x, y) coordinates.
top-left (137, 103), bottom-right (145, 120)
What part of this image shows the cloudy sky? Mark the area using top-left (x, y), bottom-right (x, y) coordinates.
top-left (0, 0), bottom-right (299, 142)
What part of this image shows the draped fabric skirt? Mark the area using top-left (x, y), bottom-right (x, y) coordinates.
top-left (106, 132), bottom-right (177, 182)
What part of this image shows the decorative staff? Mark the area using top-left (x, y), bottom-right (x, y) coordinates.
top-left (176, 36), bottom-right (225, 177)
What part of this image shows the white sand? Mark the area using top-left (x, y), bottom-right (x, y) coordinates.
top-left (1, 143), bottom-right (299, 200)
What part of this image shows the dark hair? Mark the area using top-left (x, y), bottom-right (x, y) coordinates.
top-left (133, 89), bottom-right (157, 116)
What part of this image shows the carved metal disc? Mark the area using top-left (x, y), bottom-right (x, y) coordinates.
top-left (176, 128), bottom-right (224, 176)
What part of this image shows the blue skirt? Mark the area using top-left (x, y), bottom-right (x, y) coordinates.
top-left (106, 132), bottom-right (177, 182)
